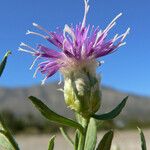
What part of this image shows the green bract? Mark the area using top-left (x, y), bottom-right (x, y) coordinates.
top-left (64, 69), bottom-right (101, 118)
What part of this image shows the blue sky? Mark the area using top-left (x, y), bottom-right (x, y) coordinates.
top-left (0, 0), bottom-right (150, 96)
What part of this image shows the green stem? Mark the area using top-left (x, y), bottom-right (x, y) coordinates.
top-left (60, 127), bottom-right (74, 147)
top-left (76, 113), bottom-right (89, 150)
top-left (77, 132), bottom-right (84, 150)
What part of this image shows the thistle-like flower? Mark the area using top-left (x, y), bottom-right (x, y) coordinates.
top-left (19, 0), bottom-right (130, 117)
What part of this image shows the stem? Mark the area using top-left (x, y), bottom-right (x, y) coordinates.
top-left (77, 132), bottom-right (84, 150)
top-left (60, 127), bottom-right (74, 147)
top-left (75, 113), bottom-right (90, 150)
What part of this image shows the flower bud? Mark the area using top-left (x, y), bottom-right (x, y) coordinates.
top-left (63, 69), bottom-right (101, 118)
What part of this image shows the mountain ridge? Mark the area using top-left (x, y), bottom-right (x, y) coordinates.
top-left (0, 83), bottom-right (150, 123)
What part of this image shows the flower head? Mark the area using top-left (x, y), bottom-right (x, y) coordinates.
top-left (19, 0), bottom-right (130, 84)
top-left (19, 0), bottom-right (130, 116)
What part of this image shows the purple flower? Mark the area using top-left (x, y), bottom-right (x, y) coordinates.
top-left (19, 0), bottom-right (130, 84)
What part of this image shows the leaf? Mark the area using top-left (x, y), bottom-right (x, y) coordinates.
top-left (29, 96), bottom-right (84, 134)
top-left (138, 127), bottom-right (147, 150)
top-left (48, 135), bottom-right (55, 150)
top-left (0, 115), bottom-right (19, 150)
top-left (60, 127), bottom-right (74, 146)
top-left (84, 118), bottom-right (97, 150)
top-left (96, 130), bottom-right (114, 150)
top-left (92, 96), bottom-right (128, 120)
top-left (74, 130), bottom-right (79, 150)
top-left (0, 130), bottom-right (15, 150)
top-left (0, 51), bottom-right (11, 77)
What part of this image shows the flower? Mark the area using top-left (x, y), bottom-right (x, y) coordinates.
top-left (19, 0), bottom-right (130, 84)
top-left (19, 0), bottom-right (130, 117)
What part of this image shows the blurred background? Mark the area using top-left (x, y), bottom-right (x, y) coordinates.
top-left (0, 0), bottom-right (150, 149)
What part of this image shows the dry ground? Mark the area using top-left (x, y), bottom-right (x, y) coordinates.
top-left (16, 129), bottom-right (150, 150)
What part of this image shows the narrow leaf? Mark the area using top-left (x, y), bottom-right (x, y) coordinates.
top-left (96, 130), bottom-right (114, 150)
top-left (138, 127), bottom-right (147, 150)
top-left (60, 127), bottom-right (74, 146)
top-left (48, 135), bottom-right (55, 150)
top-left (0, 115), bottom-right (19, 150)
top-left (29, 96), bottom-right (84, 134)
top-left (0, 130), bottom-right (17, 150)
top-left (92, 96), bottom-right (128, 120)
top-left (84, 118), bottom-right (97, 150)
top-left (0, 51), bottom-right (11, 76)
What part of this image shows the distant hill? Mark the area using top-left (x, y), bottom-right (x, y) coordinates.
top-left (0, 83), bottom-right (150, 124)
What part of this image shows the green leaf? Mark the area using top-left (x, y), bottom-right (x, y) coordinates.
top-left (48, 135), bottom-right (55, 150)
top-left (0, 130), bottom-right (17, 150)
top-left (29, 96), bottom-right (84, 134)
top-left (92, 96), bottom-right (128, 120)
top-left (0, 130), bottom-right (15, 150)
top-left (0, 51), bottom-right (11, 77)
top-left (96, 130), bottom-right (114, 150)
top-left (74, 130), bottom-right (79, 150)
top-left (60, 127), bottom-right (74, 146)
top-left (138, 127), bottom-right (147, 150)
top-left (0, 115), bottom-right (19, 150)
top-left (84, 118), bottom-right (97, 150)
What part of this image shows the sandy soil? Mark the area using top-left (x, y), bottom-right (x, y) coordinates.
top-left (15, 129), bottom-right (150, 150)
